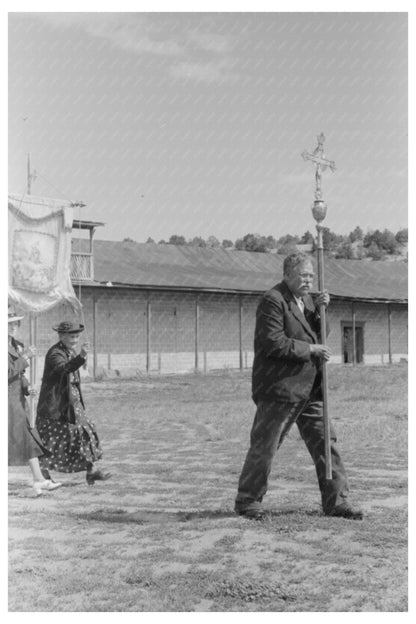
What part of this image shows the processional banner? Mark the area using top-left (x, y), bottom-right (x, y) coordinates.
top-left (8, 193), bottom-right (82, 314)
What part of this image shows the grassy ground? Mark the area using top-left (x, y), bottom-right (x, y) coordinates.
top-left (8, 364), bottom-right (408, 612)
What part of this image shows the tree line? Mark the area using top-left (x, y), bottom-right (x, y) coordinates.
top-left (123, 226), bottom-right (408, 261)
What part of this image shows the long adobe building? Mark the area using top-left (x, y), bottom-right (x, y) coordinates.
top-left (28, 227), bottom-right (408, 378)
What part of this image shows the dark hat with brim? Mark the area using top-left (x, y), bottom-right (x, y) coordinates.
top-left (53, 321), bottom-right (85, 334)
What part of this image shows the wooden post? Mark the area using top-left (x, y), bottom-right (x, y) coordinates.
top-left (388, 304), bottom-right (392, 364)
top-left (238, 295), bottom-right (243, 371)
top-left (92, 292), bottom-right (97, 379)
top-left (146, 298), bottom-right (151, 374)
top-left (316, 225), bottom-right (332, 480)
top-left (195, 295), bottom-right (200, 372)
top-left (90, 226), bottom-right (95, 281)
top-left (352, 301), bottom-right (356, 365)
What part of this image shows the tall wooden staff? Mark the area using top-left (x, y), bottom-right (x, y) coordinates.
top-left (302, 133), bottom-right (336, 480)
top-left (28, 314), bottom-right (38, 428)
top-left (27, 155), bottom-right (39, 428)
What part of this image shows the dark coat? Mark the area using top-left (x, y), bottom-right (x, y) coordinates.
top-left (37, 341), bottom-right (86, 424)
top-left (252, 281), bottom-right (329, 404)
top-left (8, 339), bottom-right (29, 393)
top-left (8, 338), bottom-right (45, 464)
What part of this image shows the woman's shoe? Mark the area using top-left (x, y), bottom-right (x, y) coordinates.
top-left (86, 470), bottom-right (112, 486)
top-left (33, 479), bottom-right (62, 493)
top-left (33, 483), bottom-right (43, 496)
top-left (33, 479), bottom-right (62, 494)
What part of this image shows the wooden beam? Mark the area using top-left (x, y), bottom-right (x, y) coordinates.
top-left (352, 301), bottom-right (356, 365)
top-left (388, 303), bottom-right (392, 364)
top-left (239, 295), bottom-right (243, 370)
top-left (146, 298), bottom-right (151, 374)
top-left (195, 295), bottom-right (199, 372)
top-left (92, 291), bottom-right (97, 379)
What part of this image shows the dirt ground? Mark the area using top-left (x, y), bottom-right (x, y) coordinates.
top-left (8, 365), bottom-right (408, 612)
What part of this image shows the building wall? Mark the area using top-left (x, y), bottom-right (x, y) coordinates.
top-left (327, 300), bottom-right (408, 364)
top-left (18, 287), bottom-right (408, 380)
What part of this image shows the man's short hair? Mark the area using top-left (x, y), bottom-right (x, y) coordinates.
top-left (283, 252), bottom-right (312, 276)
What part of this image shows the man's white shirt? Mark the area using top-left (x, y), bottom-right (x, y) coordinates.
top-left (294, 296), bottom-right (305, 314)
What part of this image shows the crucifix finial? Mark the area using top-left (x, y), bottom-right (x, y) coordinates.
top-left (302, 133), bottom-right (336, 201)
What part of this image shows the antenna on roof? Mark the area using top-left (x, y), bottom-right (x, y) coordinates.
top-left (27, 153), bottom-right (37, 194)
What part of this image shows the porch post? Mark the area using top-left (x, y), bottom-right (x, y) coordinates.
top-left (195, 294), bottom-right (200, 372)
top-left (239, 295), bottom-right (243, 370)
top-left (352, 301), bottom-right (356, 365)
top-left (92, 291), bottom-right (97, 378)
top-left (388, 303), bottom-right (392, 364)
top-left (146, 297), bottom-right (151, 374)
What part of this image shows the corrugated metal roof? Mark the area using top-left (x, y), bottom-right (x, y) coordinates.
top-left (85, 240), bottom-right (407, 302)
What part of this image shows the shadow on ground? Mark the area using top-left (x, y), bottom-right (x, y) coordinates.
top-left (73, 507), bottom-right (323, 525)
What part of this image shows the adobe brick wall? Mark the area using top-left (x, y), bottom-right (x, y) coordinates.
top-left (16, 286), bottom-right (408, 380)
top-left (327, 300), bottom-right (408, 364)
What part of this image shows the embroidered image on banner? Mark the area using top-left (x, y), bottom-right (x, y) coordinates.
top-left (12, 231), bottom-right (58, 292)
top-left (8, 194), bottom-right (82, 314)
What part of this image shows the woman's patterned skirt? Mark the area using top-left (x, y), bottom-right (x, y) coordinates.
top-left (37, 383), bottom-right (103, 473)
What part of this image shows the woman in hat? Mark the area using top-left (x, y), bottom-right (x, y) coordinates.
top-left (36, 320), bottom-right (111, 485)
top-left (8, 308), bottom-right (62, 495)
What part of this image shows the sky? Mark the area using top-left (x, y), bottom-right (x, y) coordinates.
top-left (8, 9), bottom-right (408, 243)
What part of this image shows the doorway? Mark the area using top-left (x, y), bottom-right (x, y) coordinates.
top-left (342, 323), bottom-right (364, 364)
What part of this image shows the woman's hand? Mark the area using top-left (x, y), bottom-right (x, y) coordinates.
top-left (80, 341), bottom-right (90, 358)
top-left (23, 345), bottom-right (37, 359)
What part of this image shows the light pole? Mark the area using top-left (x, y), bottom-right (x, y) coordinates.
top-left (302, 132), bottom-right (336, 480)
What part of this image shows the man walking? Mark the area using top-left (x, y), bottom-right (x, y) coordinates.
top-left (234, 252), bottom-right (362, 520)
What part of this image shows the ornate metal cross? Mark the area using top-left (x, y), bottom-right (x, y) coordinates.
top-left (302, 132), bottom-right (336, 201)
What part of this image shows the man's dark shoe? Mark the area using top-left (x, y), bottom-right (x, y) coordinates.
top-left (325, 503), bottom-right (363, 520)
top-left (235, 508), bottom-right (266, 521)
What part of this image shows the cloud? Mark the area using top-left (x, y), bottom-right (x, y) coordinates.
top-left (32, 13), bottom-right (185, 57)
top-left (173, 30), bottom-right (237, 83)
top-left (109, 29), bottom-right (184, 57)
top-left (29, 13), bottom-right (239, 83)
top-left (188, 31), bottom-right (234, 54)
top-left (170, 57), bottom-right (238, 85)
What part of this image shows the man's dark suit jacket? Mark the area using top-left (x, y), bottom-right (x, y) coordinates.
top-left (252, 281), bottom-right (329, 404)
top-left (37, 342), bottom-right (86, 424)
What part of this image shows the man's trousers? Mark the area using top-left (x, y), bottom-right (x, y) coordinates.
top-left (235, 397), bottom-right (350, 513)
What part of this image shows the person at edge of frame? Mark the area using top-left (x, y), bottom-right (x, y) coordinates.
top-left (8, 306), bottom-right (62, 496)
top-left (234, 252), bottom-right (363, 521)
top-left (36, 320), bottom-right (111, 486)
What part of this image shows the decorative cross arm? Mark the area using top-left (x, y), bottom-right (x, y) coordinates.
top-left (301, 150), bottom-right (336, 173)
top-left (302, 132), bottom-right (336, 201)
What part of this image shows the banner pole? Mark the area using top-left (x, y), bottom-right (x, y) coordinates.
top-left (28, 314), bottom-right (38, 428)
